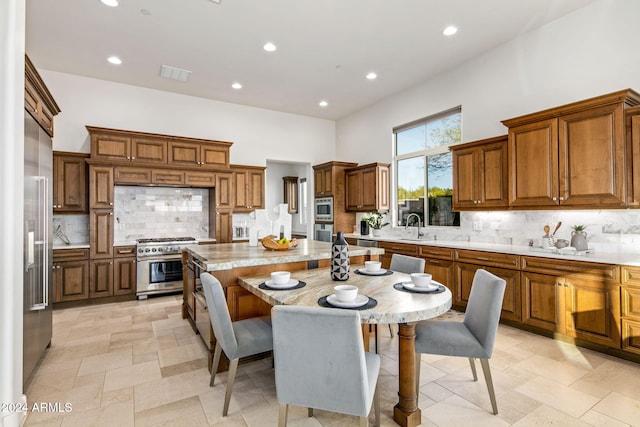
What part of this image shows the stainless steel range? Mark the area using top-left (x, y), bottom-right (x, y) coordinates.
top-left (136, 237), bottom-right (197, 299)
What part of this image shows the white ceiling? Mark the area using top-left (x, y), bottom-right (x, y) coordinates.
top-left (26, 0), bottom-right (596, 120)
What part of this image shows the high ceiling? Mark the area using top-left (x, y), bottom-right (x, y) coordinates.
top-left (26, 0), bottom-right (596, 120)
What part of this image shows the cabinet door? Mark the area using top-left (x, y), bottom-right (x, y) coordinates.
top-left (564, 278), bottom-right (620, 348)
top-left (233, 170), bottom-right (248, 210)
top-left (215, 172), bottom-right (234, 209)
top-left (90, 210), bottom-right (114, 259)
top-left (628, 112), bottom-right (640, 207)
top-left (215, 209), bottom-right (233, 243)
top-left (345, 170), bottom-right (362, 211)
top-left (131, 137), bottom-right (167, 164)
top-left (508, 118), bottom-right (559, 207)
top-left (452, 147), bottom-right (477, 209)
top-left (248, 169), bottom-right (265, 209)
top-left (622, 318), bottom-right (640, 356)
top-left (92, 134), bottom-right (131, 161)
top-left (90, 259), bottom-right (114, 298)
top-left (167, 141), bottom-right (200, 167)
top-left (53, 154), bottom-right (87, 213)
top-left (201, 145), bottom-right (229, 168)
top-left (152, 170), bottom-right (185, 185)
top-left (313, 168), bottom-right (323, 196)
top-left (559, 103), bottom-right (626, 207)
top-left (423, 258), bottom-right (455, 298)
top-left (521, 271), bottom-right (560, 332)
top-left (478, 141), bottom-right (508, 208)
top-left (53, 260), bottom-right (89, 302)
top-left (185, 171), bottom-right (215, 187)
top-left (114, 257), bottom-right (136, 296)
top-left (114, 166), bottom-right (152, 185)
top-left (89, 166), bottom-right (114, 209)
top-left (226, 285), bottom-right (272, 321)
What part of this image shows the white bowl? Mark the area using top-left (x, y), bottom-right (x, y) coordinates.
top-left (364, 261), bottom-right (382, 272)
top-left (410, 273), bottom-right (432, 287)
top-left (271, 271), bottom-right (291, 285)
top-left (334, 285), bottom-right (358, 302)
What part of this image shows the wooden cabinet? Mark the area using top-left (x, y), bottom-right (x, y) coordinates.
top-left (215, 172), bottom-right (234, 210)
top-left (312, 161), bottom-right (358, 234)
top-left (215, 210), bottom-right (233, 244)
top-left (90, 209), bottom-right (114, 259)
top-left (152, 169), bottom-right (184, 186)
top-left (283, 176), bottom-right (299, 214)
top-left (454, 249), bottom-right (521, 322)
top-left (91, 133), bottom-right (167, 164)
top-left (167, 141), bottom-right (230, 168)
top-left (232, 166), bottom-right (265, 211)
top-left (53, 152), bottom-right (88, 213)
top-left (89, 166), bottom-right (114, 209)
top-left (114, 256), bottom-right (136, 296)
top-left (185, 171), bottom-right (215, 187)
top-left (521, 256), bottom-right (621, 348)
top-left (114, 166), bottom-right (152, 185)
top-left (313, 165), bottom-right (334, 197)
top-left (53, 248), bottom-right (89, 303)
top-left (226, 285), bottom-right (272, 321)
top-left (451, 135), bottom-right (508, 210)
top-left (25, 55), bottom-right (60, 137)
top-left (625, 106), bottom-right (640, 207)
top-left (418, 246), bottom-right (455, 298)
top-left (503, 90), bottom-right (640, 209)
top-left (621, 266), bottom-right (640, 355)
top-left (345, 163), bottom-right (390, 212)
top-left (378, 241), bottom-right (418, 270)
top-left (90, 259), bottom-right (114, 298)
top-left (215, 172), bottom-right (234, 243)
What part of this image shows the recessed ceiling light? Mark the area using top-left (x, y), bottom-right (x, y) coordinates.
top-left (443, 25), bottom-right (458, 36)
top-left (319, 100), bottom-right (328, 108)
top-left (107, 56), bottom-right (122, 65)
top-left (232, 82), bottom-right (242, 89)
top-left (263, 42), bottom-right (277, 52)
top-left (366, 72), bottom-right (377, 80)
top-left (100, 0), bottom-right (119, 7)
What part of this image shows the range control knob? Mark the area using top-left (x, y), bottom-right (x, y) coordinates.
top-left (152, 248), bottom-right (157, 252)
top-left (158, 248), bottom-right (163, 252)
top-left (138, 248), bottom-right (143, 253)
top-left (145, 248), bottom-right (150, 253)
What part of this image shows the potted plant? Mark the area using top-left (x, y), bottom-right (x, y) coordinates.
top-left (570, 225), bottom-right (588, 250)
top-left (363, 211), bottom-right (389, 236)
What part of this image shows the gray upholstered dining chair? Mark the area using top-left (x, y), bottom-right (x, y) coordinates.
top-left (414, 268), bottom-right (506, 414)
top-left (271, 305), bottom-right (380, 427)
top-left (200, 272), bottom-right (273, 417)
top-left (387, 253), bottom-right (426, 337)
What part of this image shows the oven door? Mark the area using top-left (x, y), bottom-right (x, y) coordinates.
top-left (314, 223), bottom-right (334, 242)
top-left (314, 197), bottom-right (333, 222)
top-left (136, 256), bottom-right (184, 297)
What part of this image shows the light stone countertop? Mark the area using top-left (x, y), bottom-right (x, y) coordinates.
top-left (345, 234), bottom-right (640, 267)
top-left (185, 239), bottom-right (384, 272)
top-left (238, 266), bottom-right (452, 324)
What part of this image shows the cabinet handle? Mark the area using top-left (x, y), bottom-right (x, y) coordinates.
top-left (552, 197), bottom-right (557, 201)
top-left (131, 157), bottom-right (135, 160)
top-left (476, 257), bottom-right (490, 261)
top-left (559, 197), bottom-right (565, 201)
top-left (109, 212), bottom-right (113, 216)
top-left (430, 260), bottom-right (440, 264)
top-left (109, 202), bottom-right (113, 206)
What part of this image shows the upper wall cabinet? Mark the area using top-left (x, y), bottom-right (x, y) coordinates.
top-left (53, 151), bottom-right (89, 214)
top-left (345, 163), bottom-right (390, 212)
top-left (232, 165), bottom-right (265, 212)
top-left (452, 135), bottom-right (508, 210)
top-left (87, 126), bottom-right (232, 168)
top-left (25, 55), bottom-right (61, 137)
top-left (502, 89), bottom-right (640, 209)
top-left (625, 105), bottom-right (640, 208)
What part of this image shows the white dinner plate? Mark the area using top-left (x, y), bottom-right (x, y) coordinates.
top-left (326, 294), bottom-right (369, 308)
top-left (402, 280), bottom-right (441, 293)
top-left (265, 279), bottom-right (299, 289)
top-left (356, 268), bottom-right (388, 276)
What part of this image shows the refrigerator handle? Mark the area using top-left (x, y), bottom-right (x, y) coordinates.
top-left (42, 176), bottom-right (49, 308)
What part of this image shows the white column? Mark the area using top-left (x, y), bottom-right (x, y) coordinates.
top-left (0, 0), bottom-right (26, 426)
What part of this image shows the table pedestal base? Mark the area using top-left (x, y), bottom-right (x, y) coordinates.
top-left (392, 322), bottom-right (421, 427)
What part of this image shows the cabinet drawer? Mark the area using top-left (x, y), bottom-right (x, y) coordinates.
top-left (53, 248), bottom-right (89, 262)
top-left (622, 285), bottom-right (640, 318)
top-left (114, 167), bottom-right (152, 184)
top-left (522, 256), bottom-right (620, 282)
top-left (622, 266), bottom-right (640, 286)
top-left (152, 170), bottom-right (185, 185)
top-left (418, 246), bottom-right (454, 260)
top-left (622, 318), bottom-right (640, 355)
top-left (378, 241), bottom-right (418, 255)
top-left (455, 249), bottom-right (519, 269)
top-left (114, 245), bottom-right (137, 258)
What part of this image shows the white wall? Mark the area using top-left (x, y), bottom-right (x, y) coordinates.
top-left (265, 161), bottom-right (311, 234)
top-left (1, 1), bottom-right (27, 425)
top-left (39, 70), bottom-right (336, 167)
top-left (336, 0), bottom-right (640, 163)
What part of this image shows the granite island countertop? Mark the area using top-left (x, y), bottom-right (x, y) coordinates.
top-left (184, 239), bottom-right (384, 271)
top-left (344, 234), bottom-right (640, 267)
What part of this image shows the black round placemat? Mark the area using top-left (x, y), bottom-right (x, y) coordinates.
top-left (354, 269), bottom-right (394, 276)
top-left (393, 282), bottom-right (446, 294)
top-left (259, 280), bottom-right (306, 291)
top-left (318, 295), bottom-right (378, 310)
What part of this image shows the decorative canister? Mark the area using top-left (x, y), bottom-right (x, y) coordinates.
top-left (360, 220), bottom-right (370, 236)
top-left (570, 230), bottom-right (588, 251)
top-left (331, 231), bottom-right (350, 281)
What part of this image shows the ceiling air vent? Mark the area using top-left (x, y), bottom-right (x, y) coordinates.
top-left (160, 65), bottom-right (192, 82)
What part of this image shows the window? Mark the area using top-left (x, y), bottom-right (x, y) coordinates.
top-left (394, 108), bottom-right (461, 227)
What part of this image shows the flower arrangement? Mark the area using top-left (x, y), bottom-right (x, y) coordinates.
top-left (362, 211), bottom-right (389, 230)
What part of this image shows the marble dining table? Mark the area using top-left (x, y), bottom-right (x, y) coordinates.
top-left (238, 265), bottom-right (453, 427)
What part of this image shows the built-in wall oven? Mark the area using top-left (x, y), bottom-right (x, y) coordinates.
top-left (314, 197), bottom-right (333, 222)
top-left (136, 237), bottom-right (197, 298)
top-left (314, 223), bottom-right (334, 242)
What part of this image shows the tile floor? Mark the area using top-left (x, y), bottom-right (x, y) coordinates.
top-left (24, 295), bottom-right (640, 426)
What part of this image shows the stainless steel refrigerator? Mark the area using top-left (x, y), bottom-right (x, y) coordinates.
top-left (23, 110), bottom-right (53, 387)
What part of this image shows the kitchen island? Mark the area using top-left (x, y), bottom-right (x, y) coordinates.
top-left (181, 239), bottom-right (384, 370)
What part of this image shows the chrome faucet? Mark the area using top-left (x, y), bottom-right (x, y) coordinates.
top-left (405, 213), bottom-right (424, 239)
